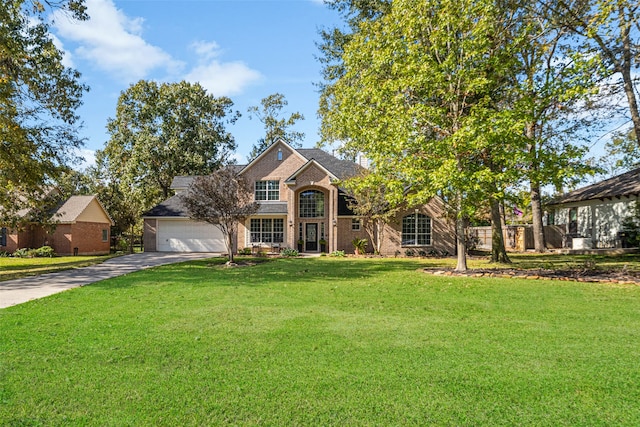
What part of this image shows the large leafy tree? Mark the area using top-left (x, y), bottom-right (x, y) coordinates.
top-left (546, 0), bottom-right (640, 147)
top-left (0, 0), bottom-right (88, 226)
top-left (322, 0), bottom-right (526, 270)
top-left (513, 2), bottom-right (602, 252)
top-left (247, 93), bottom-right (304, 161)
top-left (180, 167), bottom-right (258, 263)
top-left (98, 80), bottom-right (239, 215)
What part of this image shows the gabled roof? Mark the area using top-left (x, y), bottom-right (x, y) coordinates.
top-left (237, 138), bottom-right (308, 175)
top-left (297, 148), bottom-right (362, 181)
top-left (52, 195), bottom-right (114, 225)
top-left (548, 167), bottom-right (640, 205)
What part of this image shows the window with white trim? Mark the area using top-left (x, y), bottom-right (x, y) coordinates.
top-left (250, 218), bottom-right (284, 243)
top-left (255, 180), bottom-right (279, 201)
top-left (402, 213), bottom-right (431, 246)
top-left (299, 190), bottom-right (325, 218)
top-left (351, 219), bottom-right (361, 231)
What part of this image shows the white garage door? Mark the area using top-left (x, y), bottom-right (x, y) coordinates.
top-left (157, 220), bottom-right (226, 252)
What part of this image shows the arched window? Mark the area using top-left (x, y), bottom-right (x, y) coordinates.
top-left (299, 190), bottom-right (325, 218)
top-left (402, 213), bottom-right (431, 246)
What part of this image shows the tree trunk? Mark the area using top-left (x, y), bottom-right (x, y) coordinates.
top-left (526, 122), bottom-right (546, 253)
top-left (455, 216), bottom-right (467, 271)
top-left (620, 64), bottom-right (640, 147)
top-left (530, 181), bottom-right (546, 252)
top-left (490, 196), bottom-right (510, 263)
top-left (374, 219), bottom-right (384, 255)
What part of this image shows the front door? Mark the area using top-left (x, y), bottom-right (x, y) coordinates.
top-left (305, 223), bottom-right (318, 252)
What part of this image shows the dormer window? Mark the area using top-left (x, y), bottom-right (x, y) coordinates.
top-left (255, 180), bottom-right (280, 201)
top-left (277, 148), bottom-right (283, 161)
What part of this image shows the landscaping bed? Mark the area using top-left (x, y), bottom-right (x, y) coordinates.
top-left (424, 266), bottom-right (640, 284)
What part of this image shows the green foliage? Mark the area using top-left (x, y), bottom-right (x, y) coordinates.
top-left (280, 247), bottom-right (299, 257)
top-left (12, 248), bottom-right (30, 258)
top-left (340, 171), bottom-right (403, 254)
top-left (0, 0), bottom-right (88, 226)
top-left (12, 246), bottom-right (55, 258)
top-left (239, 247), bottom-right (253, 255)
top-left (352, 238), bottom-right (368, 254)
top-left (604, 128), bottom-right (640, 174)
top-left (247, 93), bottom-right (305, 160)
top-left (97, 80), bottom-right (239, 231)
top-left (32, 246), bottom-right (55, 258)
top-left (329, 250), bottom-right (345, 257)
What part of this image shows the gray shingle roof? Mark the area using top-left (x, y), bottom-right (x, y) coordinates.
top-left (143, 196), bottom-right (287, 218)
top-left (256, 202), bottom-right (288, 215)
top-left (548, 167), bottom-right (640, 205)
top-left (297, 148), bottom-right (362, 180)
top-left (143, 194), bottom-right (190, 217)
top-left (52, 195), bottom-right (98, 223)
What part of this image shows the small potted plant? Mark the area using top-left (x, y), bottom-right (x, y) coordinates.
top-left (319, 238), bottom-right (327, 253)
top-left (297, 239), bottom-right (304, 252)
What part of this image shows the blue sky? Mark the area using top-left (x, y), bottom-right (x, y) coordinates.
top-left (50, 0), bottom-right (342, 168)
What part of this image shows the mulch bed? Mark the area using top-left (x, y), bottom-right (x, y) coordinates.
top-left (423, 267), bottom-right (640, 285)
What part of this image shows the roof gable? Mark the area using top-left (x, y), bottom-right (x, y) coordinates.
top-left (238, 139), bottom-right (307, 176)
top-left (53, 196), bottom-right (114, 225)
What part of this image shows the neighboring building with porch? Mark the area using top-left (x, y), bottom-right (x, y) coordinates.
top-left (143, 140), bottom-right (455, 255)
top-left (545, 167), bottom-right (640, 249)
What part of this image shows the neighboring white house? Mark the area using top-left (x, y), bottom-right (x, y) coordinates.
top-left (546, 167), bottom-right (640, 249)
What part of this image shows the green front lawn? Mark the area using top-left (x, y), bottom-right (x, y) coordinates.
top-left (2, 257), bottom-right (639, 425)
top-left (0, 255), bottom-right (116, 282)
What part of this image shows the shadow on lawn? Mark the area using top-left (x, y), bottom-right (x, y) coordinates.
top-left (89, 256), bottom-right (432, 290)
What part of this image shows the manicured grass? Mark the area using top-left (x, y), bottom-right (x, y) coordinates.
top-left (419, 251), bottom-right (640, 272)
top-left (0, 255), bottom-right (116, 282)
top-left (2, 257), bottom-right (640, 425)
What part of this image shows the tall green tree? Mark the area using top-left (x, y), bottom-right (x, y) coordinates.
top-left (323, 0), bottom-right (526, 270)
top-left (98, 80), bottom-right (239, 215)
top-left (545, 0), bottom-right (640, 146)
top-left (0, 0), bottom-right (88, 226)
top-left (247, 93), bottom-right (304, 161)
top-left (512, 2), bottom-right (602, 252)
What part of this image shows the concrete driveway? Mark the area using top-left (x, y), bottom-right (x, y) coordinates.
top-left (0, 252), bottom-right (219, 309)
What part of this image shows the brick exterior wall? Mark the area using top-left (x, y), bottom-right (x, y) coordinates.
top-left (144, 219), bottom-right (157, 252)
top-left (334, 199), bottom-right (456, 256)
top-left (1, 222), bottom-right (110, 255)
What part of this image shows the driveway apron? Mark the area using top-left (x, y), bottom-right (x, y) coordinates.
top-left (0, 252), bottom-right (218, 309)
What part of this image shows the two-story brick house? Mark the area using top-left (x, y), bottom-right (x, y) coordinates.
top-left (143, 140), bottom-right (455, 255)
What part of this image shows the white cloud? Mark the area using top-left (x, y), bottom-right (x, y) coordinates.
top-left (73, 148), bottom-right (97, 171)
top-left (52, 0), bottom-right (182, 81)
top-left (184, 40), bottom-right (262, 96)
top-left (184, 60), bottom-right (263, 97)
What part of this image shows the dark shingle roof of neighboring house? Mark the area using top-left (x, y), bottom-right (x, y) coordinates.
top-left (297, 148), bottom-right (362, 180)
top-left (548, 167), bottom-right (640, 205)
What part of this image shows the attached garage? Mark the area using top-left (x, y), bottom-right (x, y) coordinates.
top-left (156, 219), bottom-right (225, 252)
